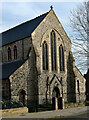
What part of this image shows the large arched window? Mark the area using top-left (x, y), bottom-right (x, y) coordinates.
top-left (59, 45), bottom-right (65, 71)
top-left (51, 30), bottom-right (57, 71)
top-left (14, 45), bottom-right (17, 59)
top-left (7, 47), bottom-right (11, 61)
top-left (42, 41), bottom-right (48, 70)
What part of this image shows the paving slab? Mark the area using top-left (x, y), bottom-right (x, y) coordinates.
top-left (3, 106), bottom-right (89, 119)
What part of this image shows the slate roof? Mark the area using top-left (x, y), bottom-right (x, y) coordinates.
top-left (0, 12), bottom-right (49, 47)
top-left (0, 59), bottom-right (26, 79)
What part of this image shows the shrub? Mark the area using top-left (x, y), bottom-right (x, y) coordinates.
top-left (85, 101), bottom-right (89, 106)
top-left (39, 104), bottom-right (52, 108)
top-left (0, 100), bottom-right (25, 109)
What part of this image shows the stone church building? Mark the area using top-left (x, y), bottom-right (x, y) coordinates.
top-left (0, 8), bottom-right (86, 111)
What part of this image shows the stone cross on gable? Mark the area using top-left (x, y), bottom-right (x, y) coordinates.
top-left (50, 5), bottom-right (53, 10)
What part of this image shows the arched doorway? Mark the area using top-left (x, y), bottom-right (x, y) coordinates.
top-left (53, 87), bottom-right (60, 98)
top-left (52, 87), bottom-right (60, 110)
top-left (19, 89), bottom-right (26, 105)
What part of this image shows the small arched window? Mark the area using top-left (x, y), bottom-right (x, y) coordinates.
top-left (42, 41), bottom-right (48, 70)
top-left (7, 47), bottom-right (11, 61)
top-left (19, 89), bottom-right (26, 105)
top-left (51, 30), bottom-right (57, 71)
top-left (62, 47), bottom-right (64, 71)
top-left (14, 45), bottom-right (17, 59)
top-left (59, 45), bottom-right (65, 71)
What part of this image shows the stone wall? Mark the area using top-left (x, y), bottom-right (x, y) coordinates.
top-left (31, 10), bottom-right (72, 104)
top-left (9, 60), bottom-right (28, 103)
top-left (2, 79), bottom-right (10, 100)
top-left (74, 66), bottom-right (86, 102)
top-left (31, 10), bottom-right (86, 104)
top-left (9, 45), bottom-right (38, 111)
top-left (27, 46), bottom-right (38, 112)
top-left (1, 9), bottom-right (86, 110)
top-left (1, 37), bottom-right (31, 64)
top-left (67, 52), bottom-right (76, 102)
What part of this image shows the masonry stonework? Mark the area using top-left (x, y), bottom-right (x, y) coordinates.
top-left (1, 9), bottom-right (86, 111)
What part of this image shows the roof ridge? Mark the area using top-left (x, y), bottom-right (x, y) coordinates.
top-left (75, 66), bottom-right (84, 77)
top-left (1, 10), bottom-right (49, 46)
top-left (1, 11), bottom-right (49, 34)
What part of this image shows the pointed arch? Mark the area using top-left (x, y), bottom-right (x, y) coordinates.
top-left (51, 30), bottom-right (57, 71)
top-left (14, 45), bottom-right (17, 59)
top-left (59, 45), bottom-right (65, 71)
top-left (7, 47), bottom-right (11, 61)
top-left (42, 41), bottom-right (48, 70)
top-left (19, 89), bottom-right (26, 105)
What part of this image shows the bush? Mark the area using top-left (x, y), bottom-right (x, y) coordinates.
top-left (39, 104), bottom-right (52, 108)
top-left (85, 101), bottom-right (89, 106)
top-left (0, 100), bottom-right (25, 109)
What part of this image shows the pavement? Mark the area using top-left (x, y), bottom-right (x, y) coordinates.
top-left (3, 106), bottom-right (89, 119)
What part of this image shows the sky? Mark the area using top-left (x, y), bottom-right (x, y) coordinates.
top-left (0, 1), bottom-right (87, 74)
top-left (1, 2), bottom-right (82, 33)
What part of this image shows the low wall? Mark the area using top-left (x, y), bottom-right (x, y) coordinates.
top-left (0, 107), bottom-right (28, 117)
top-left (65, 102), bottom-right (85, 109)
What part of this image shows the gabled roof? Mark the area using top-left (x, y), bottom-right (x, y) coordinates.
top-left (0, 12), bottom-right (49, 47)
top-left (0, 59), bottom-right (26, 79)
top-left (75, 66), bottom-right (85, 78)
top-left (50, 74), bottom-right (61, 85)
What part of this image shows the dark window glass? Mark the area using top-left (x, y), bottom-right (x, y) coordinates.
top-left (42, 42), bottom-right (48, 70)
top-left (8, 47), bottom-right (11, 61)
top-left (14, 45), bottom-right (17, 59)
top-left (59, 45), bottom-right (65, 71)
top-left (77, 80), bottom-right (80, 92)
top-left (45, 44), bottom-right (48, 70)
top-left (42, 43), bottom-right (45, 70)
top-left (62, 47), bottom-right (65, 71)
top-left (59, 47), bottom-right (62, 71)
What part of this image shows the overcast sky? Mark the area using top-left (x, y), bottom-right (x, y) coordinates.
top-left (1, 1), bottom-right (87, 74)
